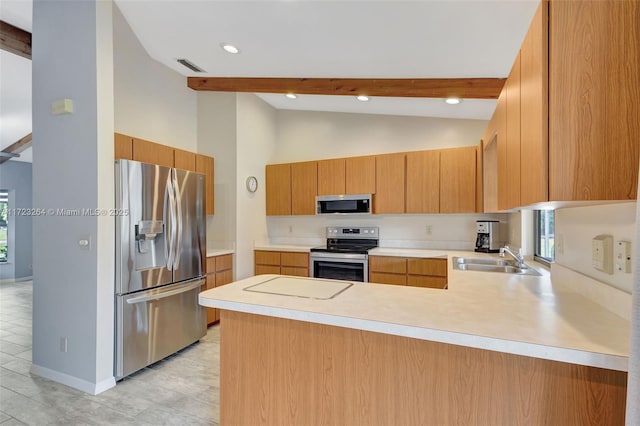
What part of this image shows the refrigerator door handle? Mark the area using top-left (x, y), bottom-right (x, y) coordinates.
top-left (164, 172), bottom-right (177, 271)
top-left (172, 171), bottom-right (183, 270)
top-left (125, 279), bottom-right (204, 304)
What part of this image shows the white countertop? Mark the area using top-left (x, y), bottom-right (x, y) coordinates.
top-left (206, 249), bottom-right (235, 257)
top-left (200, 250), bottom-right (630, 372)
top-left (253, 244), bottom-right (316, 253)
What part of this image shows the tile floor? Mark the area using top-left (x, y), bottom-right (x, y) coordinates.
top-left (0, 280), bottom-right (221, 425)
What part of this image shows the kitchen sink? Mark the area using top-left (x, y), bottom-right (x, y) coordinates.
top-left (452, 257), bottom-right (542, 276)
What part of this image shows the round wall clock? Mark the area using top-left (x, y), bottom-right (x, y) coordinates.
top-left (246, 176), bottom-right (258, 193)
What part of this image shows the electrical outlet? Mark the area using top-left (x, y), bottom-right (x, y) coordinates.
top-left (60, 337), bottom-right (67, 353)
top-left (592, 234), bottom-right (613, 274)
top-left (425, 225), bottom-right (432, 236)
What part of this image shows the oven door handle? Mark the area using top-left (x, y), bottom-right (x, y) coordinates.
top-left (309, 252), bottom-right (368, 261)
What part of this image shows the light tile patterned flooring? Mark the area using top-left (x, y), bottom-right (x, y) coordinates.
top-left (0, 281), bottom-right (221, 425)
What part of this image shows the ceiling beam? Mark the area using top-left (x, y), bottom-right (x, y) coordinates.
top-left (0, 133), bottom-right (32, 165)
top-left (0, 20), bottom-right (31, 59)
top-left (187, 77), bottom-right (505, 99)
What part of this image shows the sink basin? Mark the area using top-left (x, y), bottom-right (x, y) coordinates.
top-left (452, 257), bottom-right (542, 276)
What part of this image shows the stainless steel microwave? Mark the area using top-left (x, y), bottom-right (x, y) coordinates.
top-left (316, 194), bottom-right (372, 215)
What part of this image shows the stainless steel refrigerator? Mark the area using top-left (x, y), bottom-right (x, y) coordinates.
top-left (114, 159), bottom-right (206, 380)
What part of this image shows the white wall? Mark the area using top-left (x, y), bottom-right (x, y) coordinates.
top-left (555, 203), bottom-right (636, 293)
top-left (274, 110), bottom-right (487, 162)
top-left (113, 4), bottom-right (196, 151)
top-left (197, 93), bottom-right (237, 249)
top-left (32, 0), bottom-right (114, 393)
top-left (235, 94), bottom-right (277, 278)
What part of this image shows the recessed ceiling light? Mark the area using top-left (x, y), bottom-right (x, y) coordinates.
top-left (221, 43), bottom-right (240, 54)
top-left (356, 95), bottom-right (370, 102)
top-left (285, 93), bottom-right (297, 99)
top-left (445, 97), bottom-right (462, 105)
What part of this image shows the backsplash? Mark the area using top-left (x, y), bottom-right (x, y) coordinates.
top-left (267, 213), bottom-right (508, 250)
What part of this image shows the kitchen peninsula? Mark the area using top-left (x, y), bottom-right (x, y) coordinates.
top-left (200, 252), bottom-right (629, 425)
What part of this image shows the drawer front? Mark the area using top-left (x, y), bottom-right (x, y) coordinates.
top-left (215, 254), bottom-right (233, 272)
top-left (281, 266), bottom-right (309, 277)
top-left (281, 252), bottom-right (309, 268)
top-left (370, 272), bottom-right (407, 286)
top-left (255, 264), bottom-right (281, 275)
top-left (407, 258), bottom-right (447, 277)
top-left (255, 250), bottom-right (281, 266)
top-left (407, 275), bottom-right (448, 289)
top-left (369, 256), bottom-right (407, 274)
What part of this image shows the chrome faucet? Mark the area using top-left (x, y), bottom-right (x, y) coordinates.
top-left (499, 245), bottom-right (527, 268)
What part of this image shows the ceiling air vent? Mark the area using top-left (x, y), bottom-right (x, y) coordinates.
top-left (177, 59), bottom-right (205, 73)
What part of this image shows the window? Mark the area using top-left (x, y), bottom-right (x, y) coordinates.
top-left (534, 210), bottom-right (554, 265)
top-left (0, 191), bottom-right (7, 263)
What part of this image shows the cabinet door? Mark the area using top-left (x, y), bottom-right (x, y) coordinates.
top-left (475, 144), bottom-right (483, 213)
top-left (205, 257), bottom-right (217, 325)
top-left (114, 133), bottom-right (133, 160)
top-left (549, 0), bottom-right (638, 201)
top-left (406, 275), bottom-right (448, 289)
top-left (521, 1), bottom-right (549, 205)
top-left (374, 153), bottom-right (405, 214)
top-left (504, 53), bottom-right (521, 210)
top-left (216, 269), bottom-right (233, 286)
top-left (406, 150), bottom-right (440, 213)
top-left (345, 156), bottom-right (376, 195)
top-left (483, 137), bottom-right (499, 213)
top-left (281, 267), bottom-right (308, 277)
top-left (266, 164), bottom-right (291, 216)
top-left (255, 265), bottom-right (281, 275)
top-left (174, 149), bottom-right (196, 172)
top-left (291, 161), bottom-right (318, 215)
top-left (132, 137), bottom-right (174, 168)
top-left (407, 258), bottom-right (447, 277)
top-left (440, 147), bottom-right (476, 213)
top-left (318, 159), bottom-right (346, 195)
top-left (369, 272), bottom-right (406, 286)
top-left (369, 256), bottom-right (407, 274)
top-left (196, 154), bottom-right (215, 215)
top-left (255, 250), bottom-right (281, 266)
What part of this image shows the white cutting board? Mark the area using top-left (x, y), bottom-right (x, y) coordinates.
top-left (244, 276), bottom-right (353, 300)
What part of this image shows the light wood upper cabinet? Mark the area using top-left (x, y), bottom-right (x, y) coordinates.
top-left (549, 0), bottom-right (638, 201)
top-left (440, 147), bottom-right (476, 213)
top-left (520, 1), bottom-right (548, 206)
top-left (318, 159), bottom-right (346, 195)
top-left (291, 161), bottom-right (318, 215)
top-left (174, 149), bottom-right (196, 172)
top-left (345, 156), bottom-right (376, 194)
top-left (114, 133), bottom-right (133, 160)
top-left (196, 154), bottom-right (215, 215)
top-left (266, 163), bottom-right (292, 216)
top-left (374, 153), bottom-right (405, 214)
top-left (406, 150), bottom-right (440, 214)
top-left (503, 52), bottom-right (522, 210)
top-left (132, 137), bottom-right (174, 168)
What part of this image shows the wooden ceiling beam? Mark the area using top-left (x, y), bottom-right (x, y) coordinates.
top-left (0, 20), bottom-right (31, 59)
top-left (0, 133), bottom-right (32, 165)
top-left (187, 77), bottom-right (505, 99)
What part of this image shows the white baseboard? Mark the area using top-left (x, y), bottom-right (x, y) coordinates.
top-left (551, 263), bottom-right (632, 321)
top-left (30, 364), bottom-right (116, 395)
top-left (0, 275), bottom-right (33, 284)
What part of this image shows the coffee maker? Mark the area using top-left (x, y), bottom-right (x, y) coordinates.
top-left (475, 220), bottom-right (501, 253)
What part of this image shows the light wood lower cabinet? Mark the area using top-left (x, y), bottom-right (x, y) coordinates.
top-left (205, 254), bottom-right (234, 325)
top-left (255, 250), bottom-right (309, 277)
top-left (221, 311), bottom-right (627, 426)
top-left (369, 255), bottom-right (447, 289)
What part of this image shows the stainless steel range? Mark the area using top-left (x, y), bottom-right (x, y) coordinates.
top-left (310, 226), bottom-right (379, 282)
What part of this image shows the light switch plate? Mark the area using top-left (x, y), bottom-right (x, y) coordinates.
top-left (592, 234), bottom-right (613, 274)
top-left (615, 240), bottom-right (631, 273)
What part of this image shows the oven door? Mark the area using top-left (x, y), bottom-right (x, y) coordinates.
top-left (310, 253), bottom-right (368, 282)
